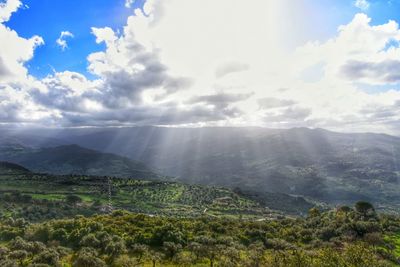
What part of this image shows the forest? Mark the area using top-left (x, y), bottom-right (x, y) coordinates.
top-left (0, 202), bottom-right (399, 266)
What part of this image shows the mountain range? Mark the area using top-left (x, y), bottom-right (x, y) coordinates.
top-left (1, 126), bottom-right (400, 212)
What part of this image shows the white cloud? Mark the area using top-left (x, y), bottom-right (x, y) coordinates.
top-left (215, 62), bottom-right (250, 79)
top-left (125, 0), bottom-right (134, 8)
top-left (107, 1), bottom-right (400, 132)
top-left (0, 0), bottom-right (43, 81)
top-left (0, 0), bottom-right (52, 124)
top-left (0, 24), bottom-right (43, 80)
top-left (2, 0), bottom-right (400, 134)
top-left (56, 31), bottom-right (74, 51)
top-left (0, 0), bottom-right (21, 23)
top-left (0, 0), bottom-right (44, 86)
top-left (354, 0), bottom-right (370, 10)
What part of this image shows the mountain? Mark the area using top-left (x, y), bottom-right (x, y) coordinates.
top-left (0, 143), bottom-right (160, 179)
top-left (0, 161), bottom-right (30, 174)
top-left (2, 126), bottom-right (400, 211)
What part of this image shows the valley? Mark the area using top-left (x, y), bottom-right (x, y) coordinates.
top-left (2, 126), bottom-right (400, 213)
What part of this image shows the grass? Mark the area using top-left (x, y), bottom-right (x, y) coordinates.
top-left (30, 193), bottom-right (65, 201)
top-left (385, 233), bottom-right (400, 257)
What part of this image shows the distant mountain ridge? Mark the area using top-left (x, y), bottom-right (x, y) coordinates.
top-left (0, 143), bottom-right (160, 179)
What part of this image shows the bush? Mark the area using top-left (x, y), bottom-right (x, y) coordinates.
top-left (355, 201), bottom-right (375, 215)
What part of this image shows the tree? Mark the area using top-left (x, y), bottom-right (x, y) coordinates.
top-left (113, 255), bottom-right (138, 267)
top-left (151, 224), bottom-right (185, 246)
top-left (32, 249), bottom-right (60, 267)
top-left (337, 205), bottom-right (351, 213)
top-left (163, 241), bottom-right (182, 261)
top-left (104, 236), bottom-right (126, 263)
top-left (355, 201), bottom-right (375, 215)
top-left (245, 242), bottom-right (265, 267)
top-left (27, 224), bottom-right (52, 243)
top-left (51, 228), bottom-right (68, 244)
top-left (0, 259), bottom-right (18, 267)
top-left (9, 237), bottom-right (31, 251)
top-left (147, 251), bottom-right (163, 267)
top-left (219, 246), bottom-right (241, 267)
top-left (0, 246), bottom-right (9, 260)
top-left (80, 234), bottom-right (100, 249)
top-left (308, 207), bottom-right (321, 218)
top-left (73, 247), bottom-right (106, 267)
top-left (8, 250), bottom-right (28, 265)
top-left (175, 251), bottom-right (195, 266)
top-left (130, 243), bottom-right (148, 262)
top-left (192, 236), bottom-right (220, 267)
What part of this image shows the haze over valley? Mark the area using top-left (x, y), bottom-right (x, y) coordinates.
top-left (2, 126), bottom-right (400, 213)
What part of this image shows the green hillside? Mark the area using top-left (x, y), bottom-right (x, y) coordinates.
top-left (0, 162), bottom-right (296, 221)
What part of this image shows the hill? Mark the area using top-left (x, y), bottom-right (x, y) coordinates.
top-left (0, 165), bottom-right (312, 221)
top-left (17, 126), bottom-right (400, 211)
top-left (0, 161), bottom-right (30, 174)
top-left (0, 143), bottom-right (159, 180)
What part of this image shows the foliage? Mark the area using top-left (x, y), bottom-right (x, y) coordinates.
top-left (0, 203), bottom-right (398, 266)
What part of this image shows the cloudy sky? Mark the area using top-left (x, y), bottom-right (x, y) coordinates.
top-left (1, 0), bottom-right (400, 134)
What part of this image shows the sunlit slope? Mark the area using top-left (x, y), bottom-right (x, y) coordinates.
top-left (38, 127), bottom-right (400, 210)
top-left (0, 162), bottom-right (306, 219)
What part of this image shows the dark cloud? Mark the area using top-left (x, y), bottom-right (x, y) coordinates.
top-left (99, 65), bottom-right (188, 108)
top-left (187, 92), bottom-right (252, 108)
top-left (30, 73), bottom-right (96, 113)
top-left (257, 97), bottom-right (296, 109)
top-left (181, 92), bottom-right (250, 122)
top-left (58, 102), bottom-right (241, 127)
top-left (87, 34), bottom-right (192, 107)
top-left (340, 59), bottom-right (400, 84)
top-left (0, 101), bottom-right (21, 122)
top-left (361, 102), bottom-right (400, 120)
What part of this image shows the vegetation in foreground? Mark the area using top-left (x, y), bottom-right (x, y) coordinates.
top-left (0, 202), bottom-right (399, 266)
top-left (1, 162), bottom-right (400, 266)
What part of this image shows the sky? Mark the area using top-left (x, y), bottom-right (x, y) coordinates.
top-left (1, 0), bottom-right (400, 134)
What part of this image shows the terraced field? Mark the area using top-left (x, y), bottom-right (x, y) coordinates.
top-left (0, 163), bottom-right (278, 221)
